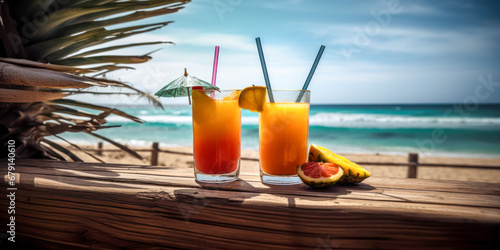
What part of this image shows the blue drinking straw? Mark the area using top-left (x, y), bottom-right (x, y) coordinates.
top-left (296, 45), bottom-right (325, 102)
top-left (255, 37), bottom-right (274, 103)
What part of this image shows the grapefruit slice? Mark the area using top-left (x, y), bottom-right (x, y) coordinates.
top-left (297, 162), bottom-right (344, 188)
top-left (238, 86), bottom-right (267, 112)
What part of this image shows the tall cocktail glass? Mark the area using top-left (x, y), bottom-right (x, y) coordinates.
top-left (192, 89), bottom-right (241, 183)
top-left (259, 90), bottom-right (310, 185)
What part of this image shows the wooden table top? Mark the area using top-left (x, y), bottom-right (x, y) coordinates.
top-left (2, 159), bottom-right (500, 249)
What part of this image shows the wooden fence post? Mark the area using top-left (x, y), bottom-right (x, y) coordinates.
top-left (151, 142), bottom-right (159, 166)
top-left (407, 153), bottom-right (419, 178)
top-left (97, 142), bottom-right (103, 156)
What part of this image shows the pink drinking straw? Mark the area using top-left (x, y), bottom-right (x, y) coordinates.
top-left (210, 46), bottom-right (220, 98)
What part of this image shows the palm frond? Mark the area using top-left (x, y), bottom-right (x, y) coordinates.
top-left (25, 27), bottom-right (108, 60)
top-left (41, 115), bottom-right (121, 136)
top-left (85, 131), bottom-right (144, 160)
top-left (0, 62), bottom-right (106, 88)
top-left (66, 0), bottom-right (187, 25)
top-left (91, 65), bottom-right (136, 76)
top-left (52, 55), bottom-right (152, 66)
top-left (85, 76), bottom-right (164, 109)
top-left (41, 144), bottom-right (68, 161)
top-left (0, 57), bottom-right (96, 73)
top-left (41, 22), bottom-right (170, 61)
top-left (48, 104), bottom-right (100, 119)
top-left (0, 0), bottom-right (191, 163)
top-left (0, 62), bottom-right (163, 108)
top-left (41, 138), bottom-right (83, 162)
top-left (0, 88), bottom-right (68, 102)
top-left (37, 112), bottom-right (86, 125)
top-left (86, 64), bottom-right (135, 72)
top-left (45, 4), bottom-right (179, 40)
top-left (30, 6), bottom-right (116, 42)
top-left (65, 0), bottom-right (112, 8)
top-left (49, 134), bottom-right (105, 163)
top-left (70, 41), bottom-right (173, 58)
top-left (46, 104), bottom-right (125, 128)
top-left (49, 99), bottom-right (144, 123)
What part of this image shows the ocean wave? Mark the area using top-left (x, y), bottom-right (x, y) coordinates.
top-left (106, 115), bottom-right (192, 123)
top-left (309, 113), bottom-right (500, 128)
top-left (105, 112), bottom-right (500, 129)
top-left (106, 115), bottom-right (258, 124)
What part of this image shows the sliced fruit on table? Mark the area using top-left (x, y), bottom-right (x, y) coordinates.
top-left (297, 162), bottom-right (344, 188)
top-left (309, 144), bottom-right (371, 185)
top-left (238, 86), bottom-right (267, 112)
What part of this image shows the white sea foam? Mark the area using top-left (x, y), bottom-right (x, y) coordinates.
top-left (106, 115), bottom-right (260, 125)
top-left (106, 112), bottom-right (500, 129)
top-left (308, 113), bottom-right (500, 128)
top-left (106, 115), bottom-right (192, 124)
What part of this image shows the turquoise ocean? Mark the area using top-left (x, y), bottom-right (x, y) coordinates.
top-left (55, 104), bottom-right (500, 158)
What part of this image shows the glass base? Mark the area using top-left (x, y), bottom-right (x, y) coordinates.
top-left (194, 163), bottom-right (240, 183)
top-left (195, 172), bottom-right (239, 183)
top-left (260, 169), bottom-right (302, 185)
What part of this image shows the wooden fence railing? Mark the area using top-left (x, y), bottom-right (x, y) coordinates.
top-left (88, 142), bottom-right (500, 179)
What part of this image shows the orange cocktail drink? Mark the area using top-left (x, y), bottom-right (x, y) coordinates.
top-left (192, 89), bottom-right (241, 182)
top-left (259, 90), bottom-right (310, 184)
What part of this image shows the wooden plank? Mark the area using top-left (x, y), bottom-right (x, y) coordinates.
top-left (1, 159), bottom-right (500, 249)
top-left (1, 182), bottom-right (499, 249)
top-left (3, 171), bottom-right (500, 223)
top-left (10, 159), bottom-right (500, 199)
top-left (11, 159), bottom-right (500, 195)
top-left (9, 166), bottom-right (500, 210)
top-left (364, 177), bottom-right (500, 196)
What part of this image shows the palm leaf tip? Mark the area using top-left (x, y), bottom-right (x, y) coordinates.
top-left (49, 99), bottom-right (144, 124)
top-left (50, 134), bottom-right (105, 163)
top-left (41, 139), bottom-right (83, 162)
top-left (71, 41), bottom-right (174, 58)
top-left (85, 76), bottom-right (164, 110)
top-left (52, 55), bottom-right (152, 66)
top-left (86, 131), bottom-right (143, 160)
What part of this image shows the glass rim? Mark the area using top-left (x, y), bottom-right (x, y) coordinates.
top-left (216, 89), bottom-right (242, 92)
top-left (192, 89), bottom-right (309, 93)
top-left (192, 89), bottom-right (241, 92)
top-left (265, 89), bottom-right (310, 93)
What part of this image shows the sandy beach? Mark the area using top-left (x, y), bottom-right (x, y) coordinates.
top-left (67, 143), bottom-right (500, 183)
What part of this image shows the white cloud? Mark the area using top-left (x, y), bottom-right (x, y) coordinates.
top-left (401, 2), bottom-right (443, 15)
top-left (68, 1), bottom-right (500, 105)
top-left (167, 30), bottom-right (255, 51)
top-left (367, 26), bottom-right (498, 55)
top-left (301, 20), bottom-right (500, 59)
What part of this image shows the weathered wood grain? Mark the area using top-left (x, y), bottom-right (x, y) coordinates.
top-left (10, 166), bottom-right (500, 211)
top-left (1, 159), bottom-right (499, 249)
top-left (15, 158), bottom-right (500, 195)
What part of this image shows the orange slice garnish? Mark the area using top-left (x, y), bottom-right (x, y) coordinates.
top-left (238, 86), bottom-right (267, 112)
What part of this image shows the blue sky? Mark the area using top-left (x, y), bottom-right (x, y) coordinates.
top-left (76, 0), bottom-right (500, 105)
